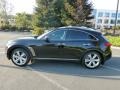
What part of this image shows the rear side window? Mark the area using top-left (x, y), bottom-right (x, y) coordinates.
top-left (66, 29), bottom-right (96, 40)
top-left (101, 34), bottom-right (109, 42)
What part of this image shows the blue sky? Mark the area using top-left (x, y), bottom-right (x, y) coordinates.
top-left (8, 0), bottom-right (120, 14)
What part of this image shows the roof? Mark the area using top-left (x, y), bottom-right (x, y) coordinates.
top-left (58, 26), bottom-right (101, 34)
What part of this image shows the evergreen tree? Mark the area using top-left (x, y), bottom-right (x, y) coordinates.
top-left (33, 0), bottom-right (93, 34)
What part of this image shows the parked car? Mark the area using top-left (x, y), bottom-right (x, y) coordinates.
top-left (6, 26), bottom-right (112, 69)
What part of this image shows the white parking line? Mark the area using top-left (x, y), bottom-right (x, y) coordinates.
top-left (103, 65), bottom-right (120, 72)
top-left (112, 46), bottom-right (120, 50)
top-left (0, 48), bottom-right (5, 49)
top-left (27, 66), bottom-right (69, 90)
top-left (0, 52), bottom-right (5, 54)
top-left (112, 55), bottom-right (120, 57)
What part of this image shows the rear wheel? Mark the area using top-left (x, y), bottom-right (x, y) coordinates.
top-left (11, 48), bottom-right (31, 67)
top-left (82, 51), bottom-right (101, 69)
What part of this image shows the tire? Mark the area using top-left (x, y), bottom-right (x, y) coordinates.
top-left (11, 48), bottom-right (31, 67)
top-left (82, 51), bottom-right (102, 69)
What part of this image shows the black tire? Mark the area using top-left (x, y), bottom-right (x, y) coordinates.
top-left (82, 51), bottom-right (102, 69)
top-left (11, 48), bottom-right (31, 67)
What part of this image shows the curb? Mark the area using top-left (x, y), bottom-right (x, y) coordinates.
top-left (111, 46), bottom-right (120, 49)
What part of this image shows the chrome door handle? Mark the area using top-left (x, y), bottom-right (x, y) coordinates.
top-left (57, 43), bottom-right (66, 46)
top-left (83, 43), bottom-right (91, 46)
top-left (57, 43), bottom-right (66, 48)
top-left (61, 43), bottom-right (66, 46)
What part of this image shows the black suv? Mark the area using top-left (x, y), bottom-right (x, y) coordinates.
top-left (6, 26), bottom-right (112, 69)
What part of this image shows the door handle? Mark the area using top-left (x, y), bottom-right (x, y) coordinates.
top-left (83, 43), bottom-right (91, 46)
top-left (57, 43), bottom-right (66, 46)
top-left (61, 43), bottom-right (66, 46)
top-left (57, 43), bottom-right (65, 48)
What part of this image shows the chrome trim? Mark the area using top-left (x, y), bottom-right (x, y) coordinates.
top-left (28, 47), bottom-right (36, 56)
top-left (33, 58), bottom-right (79, 61)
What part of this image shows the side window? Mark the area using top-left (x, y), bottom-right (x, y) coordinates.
top-left (66, 30), bottom-right (96, 40)
top-left (47, 29), bottom-right (66, 41)
top-left (89, 34), bottom-right (97, 40)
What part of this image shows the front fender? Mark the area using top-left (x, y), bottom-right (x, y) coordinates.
top-left (6, 45), bottom-right (34, 60)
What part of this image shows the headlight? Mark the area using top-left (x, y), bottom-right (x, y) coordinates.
top-left (6, 40), bottom-right (16, 48)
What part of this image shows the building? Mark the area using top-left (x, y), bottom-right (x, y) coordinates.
top-left (93, 9), bottom-right (120, 29)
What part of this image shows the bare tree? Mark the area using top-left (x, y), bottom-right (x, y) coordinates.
top-left (0, 0), bottom-right (13, 28)
top-left (0, 0), bottom-right (7, 20)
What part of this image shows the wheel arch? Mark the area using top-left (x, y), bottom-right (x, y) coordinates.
top-left (7, 45), bottom-right (33, 60)
top-left (80, 49), bottom-right (105, 64)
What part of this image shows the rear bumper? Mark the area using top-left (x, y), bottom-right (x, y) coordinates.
top-left (104, 52), bottom-right (112, 61)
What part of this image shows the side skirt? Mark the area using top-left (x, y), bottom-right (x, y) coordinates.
top-left (33, 58), bottom-right (79, 61)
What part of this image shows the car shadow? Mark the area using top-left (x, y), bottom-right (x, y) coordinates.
top-left (0, 64), bottom-right (30, 70)
top-left (28, 57), bottom-right (120, 80)
top-left (0, 57), bottom-right (120, 80)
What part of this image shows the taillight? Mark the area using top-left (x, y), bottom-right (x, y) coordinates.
top-left (104, 42), bottom-right (112, 47)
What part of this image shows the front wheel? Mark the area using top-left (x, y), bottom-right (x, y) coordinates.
top-left (11, 48), bottom-right (31, 67)
top-left (82, 51), bottom-right (102, 69)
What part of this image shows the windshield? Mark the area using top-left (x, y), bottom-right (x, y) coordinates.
top-left (37, 30), bottom-right (53, 39)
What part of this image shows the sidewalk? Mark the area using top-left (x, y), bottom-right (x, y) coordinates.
top-left (111, 46), bottom-right (120, 50)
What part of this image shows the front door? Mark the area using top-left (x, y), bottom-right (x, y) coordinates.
top-left (35, 29), bottom-right (67, 58)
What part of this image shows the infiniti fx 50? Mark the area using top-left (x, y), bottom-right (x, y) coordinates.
top-left (6, 26), bottom-right (112, 69)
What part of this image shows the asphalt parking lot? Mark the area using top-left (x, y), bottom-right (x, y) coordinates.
top-left (0, 31), bottom-right (120, 90)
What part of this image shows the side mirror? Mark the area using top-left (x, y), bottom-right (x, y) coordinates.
top-left (44, 36), bottom-right (50, 43)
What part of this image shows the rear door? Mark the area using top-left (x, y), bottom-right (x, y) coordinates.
top-left (60, 29), bottom-right (98, 59)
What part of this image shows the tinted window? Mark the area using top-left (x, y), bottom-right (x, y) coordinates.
top-left (110, 19), bottom-right (115, 24)
top-left (104, 19), bottom-right (109, 24)
top-left (105, 13), bottom-right (110, 17)
top-left (97, 19), bottom-right (102, 24)
top-left (66, 30), bottom-right (96, 40)
top-left (117, 20), bottom-right (120, 24)
top-left (111, 13), bottom-right (116, 18)
top-left (47, 29), bottom-right (66, 41)
top-left (118, 13), bottom-right (120, 18)
top-left (98, 12), bottom-right (103, 17)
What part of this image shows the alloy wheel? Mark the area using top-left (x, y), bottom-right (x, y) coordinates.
top-left (84, 52), bottom-right (101, 68)
top-left (12, 50), bottom-right (28, 66)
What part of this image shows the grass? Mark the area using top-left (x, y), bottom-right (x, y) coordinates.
top-left (106, 36), bottom-right (120, 47)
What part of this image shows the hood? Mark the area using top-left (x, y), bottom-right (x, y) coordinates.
top-left (7, 36), bottom-right (38, 44)
top-left (18, 36), bottom-right (37, 40)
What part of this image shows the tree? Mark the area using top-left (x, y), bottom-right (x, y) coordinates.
top-left (63, 0), bottom-right (93, 26)
top-left (0, 0), bottom-right (8, 28)
top-left (15, 13), bottom-right (32, 31)
top-left (0, 0), bottom-right (13, 29)
top-left (33, 0), bottom-right (93, 34)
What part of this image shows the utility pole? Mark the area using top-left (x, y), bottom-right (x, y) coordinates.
top-left (114, 0), bottom-right (119, 35)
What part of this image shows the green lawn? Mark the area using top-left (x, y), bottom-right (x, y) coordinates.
top-left (106, 36), bottom-right (120, 47)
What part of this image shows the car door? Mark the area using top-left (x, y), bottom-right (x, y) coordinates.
top-left (34, 29), bottom-right (67, 58)
top-left (59, 29), bottom-right (98, 59)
